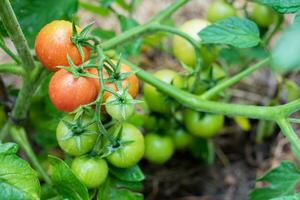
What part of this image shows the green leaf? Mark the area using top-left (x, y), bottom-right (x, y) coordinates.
top-left (199, 17), bottom-right (260, 48)
top-left (9, 0), bottom-right (78, 47)
top-left (0, 142), bottom-right (18, 154)
top-left (49, 156), bottom-right (89, 200)
top-left (0, 143), bottom-right (40, 200)
top-left (109, 165), bottom-right (145, 182)
top-left (271, 25), bottom-right (300, 73)
top-left (97, 176), bottom-right (143, 200)
top-left (249, 161), bottom-right (300, 200)
top-left (257, 0), bottom-right (300, 14)
top-left (92, 28), bottom-right (116, 40)
top-left (117, 15), bottom-right (142, 56)
top-left (189, 138), bottom-right (215, 164)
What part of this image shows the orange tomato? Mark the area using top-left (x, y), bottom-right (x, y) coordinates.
top-left (90, 61), bottom-right (139, 101)
top-left (48, 69), bottom-right (97, 112)
top-left (35, 20), bottom-right (90, 71)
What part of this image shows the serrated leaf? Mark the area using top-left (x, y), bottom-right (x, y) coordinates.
top-left (257, 0), bottom-right (300, 14)
top-left (49, 156), bottom-right (89, 200)
top-left (199, 17), bottom-right (260, 48)
top-left (7, 0), bottom-right (78, 47)
top-left (249, 161), bottom-right (300, 200)
top-left (0, 143), bottom-right (40, 200)
top-left (97, 176), bottom-right (143, 200)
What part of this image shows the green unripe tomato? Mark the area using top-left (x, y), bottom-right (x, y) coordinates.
top-left (105, 93), bottom-right (135, 121)
top-left (71, 156), bottom-right (108, 189)
top-left (250, 3), bottom-right (277, 27)
top-left (107, 123), bottom-right (144, 168)
top-left (183, 109), bottom-right (224, 138)
top-left (56, 115), bottom-right (97, 156)
top-left (144, 133), bottom-right (174, 164)
top-left (143, 69), bottom-right (183, 114)
top-left (207, 0), bottom-right (237, 22)
top-left (172, 19), bottom-right (210, 67)
top-left (171, 129), bottom-right (193, 150)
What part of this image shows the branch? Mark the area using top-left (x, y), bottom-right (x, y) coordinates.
top-left (0, 62), bottom-right (25, 75)
top-left (277, 118), bottom-right (300, 155)
top-left (200, 57), bottom-right (270, 100)
top-left (121, 59), bottom-right (283, 120)
top-left (0, 39), bottom-right (21, 64)
top-left (0, 0), bottom-right (36, 73)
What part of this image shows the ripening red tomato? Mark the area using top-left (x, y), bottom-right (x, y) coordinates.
top-left (35, 20), bottom-right (90, 71)
top-left (49, 69), bottom-right (97, 112)
top-left (90, 61), bottom-right (139, 101)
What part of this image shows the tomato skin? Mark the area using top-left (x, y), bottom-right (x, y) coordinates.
top-left (183, 109), bottom-right (224, 138)
top-left (90, 61), bottom-right (139, 101)
top-left (56, 115), bottom-right (97, 156)
top-left (71, 156), bottom-right (108, 189)
top-left (250, 4), bottom-right (277, 27)
top-left (172, 19), bottom-right (210, 67)
top-left (144, 133), bottom-right (174, 164)
top-left (207, 0), bottom-right (237, 22)
top-left (171, 129), bottom-right (192, 150)
top-left (143, 69), bottom-right (183, 114)
top-left (107, 123), bottom-right (144, 168)
top-left (49, 69), bottom-right (97, 112)
top-left (105, 93), bottom-right (135, 121)
top-left (35, 20), bottom-right (90, 71)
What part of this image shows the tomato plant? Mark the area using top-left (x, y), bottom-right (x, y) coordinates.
top-left (183, 109), bottom-right (224, 138)
top-left (207, 0), bottom-right (237, 22)
top-left (56, 114), bottom-right (97, 156)
top-left (71, 155), bottom-right (108, 189)
top-left (250, 3), bottom-right (277, 27)
top-left (49, 69), bottom-right (98, 112)
top-left (1, 0), bottom-right (300, 199)
top-left (144, 133), bottom-right (174, 164)
top-left (35, 20), bottom-right (90, 71)
top-left (172, 19), bottom-right (210, 67)
top-left (143, 69), bottom-right (183, 113)
top-left (106, 123), bottom-right (144, 168)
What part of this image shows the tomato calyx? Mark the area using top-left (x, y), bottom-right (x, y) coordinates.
top-left (60, 116), bottom-right (97, 140)
top-left (70, 21), bottom-right (98, 62)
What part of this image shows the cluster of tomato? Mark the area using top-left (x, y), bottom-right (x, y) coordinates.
top-left (33, 0), bottom-right (278, 188)
top-left (135, 0), bottom-right (278, 165)
top-left (35, 20), bottom-right (143, 189)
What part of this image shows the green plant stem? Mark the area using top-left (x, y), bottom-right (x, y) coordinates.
top-left (10, 126), bottom-right (52, 185)
top-left (101, 0), bottom-right (188, 50)
top-left (0, 0), bottom-right (35, 74)
top-left (148, 0), bottom-right (188, 23)
top-left (200, 57), bottom-right (270, 100)
top-left (277, 118), bottom-right (300, 154)
top-left (0, 40), bottom-right (21, 64)
top-left (122, 59), bottom-right (300, 120)
top-left (79, 1), bottom-right (109, 16)
top-left (0, 62), bottom-right (25, 75)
